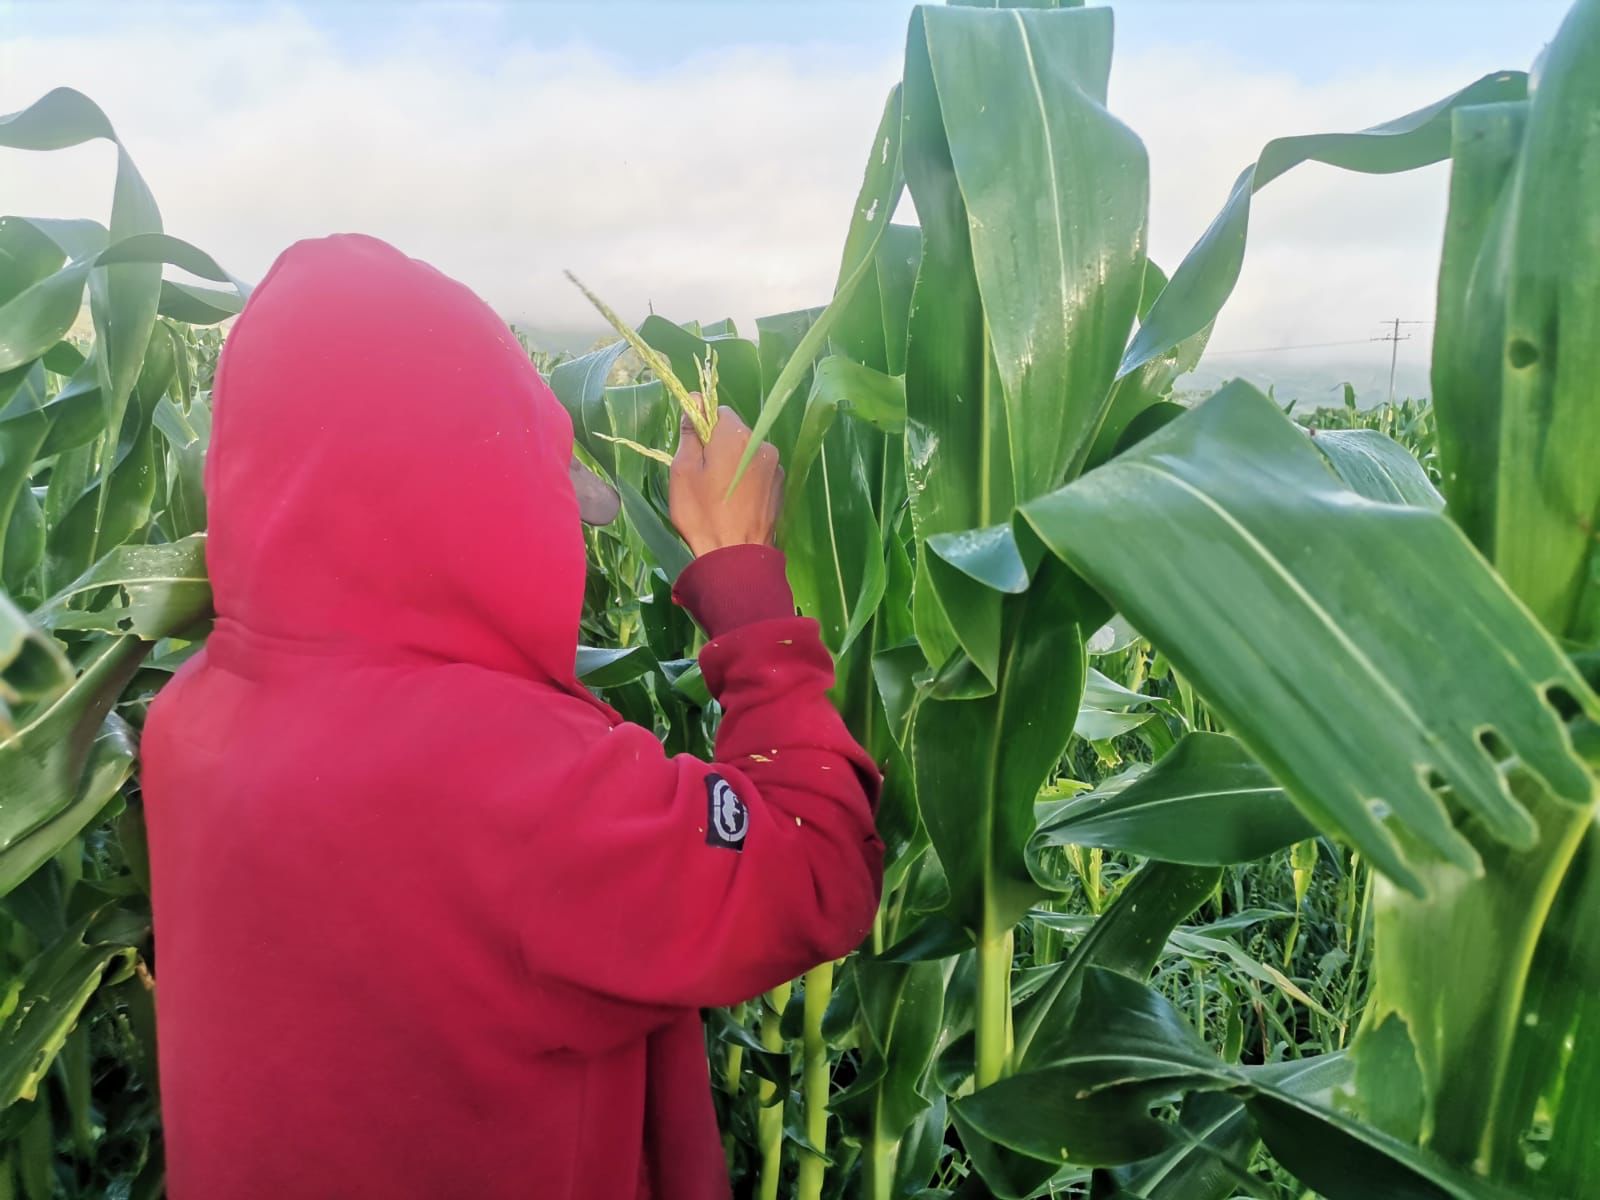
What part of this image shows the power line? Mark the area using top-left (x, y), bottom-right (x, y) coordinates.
top-left (1202, 337), bottom-right (1382, 358)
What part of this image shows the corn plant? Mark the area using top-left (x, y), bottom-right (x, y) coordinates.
top-left (5, 1), bottom-right (1599, 1197)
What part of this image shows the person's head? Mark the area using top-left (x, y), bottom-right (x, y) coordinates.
top-left (203, 233), bottom-right (617, 709)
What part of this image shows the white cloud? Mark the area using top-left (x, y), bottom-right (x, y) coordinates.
top-left (2, 6), bottom-right (899, 338)
top-left (1, 3), bottom-right (1519, 379)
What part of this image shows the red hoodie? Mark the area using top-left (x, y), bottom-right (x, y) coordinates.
top-left (140, 234), bottom-right (885, 1200)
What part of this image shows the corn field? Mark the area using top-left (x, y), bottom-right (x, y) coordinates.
top-left (2, 0), bottom-right (1598, 1196)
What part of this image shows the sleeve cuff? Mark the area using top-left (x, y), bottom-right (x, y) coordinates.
top-left (671, 544), bottom-right (796, 638)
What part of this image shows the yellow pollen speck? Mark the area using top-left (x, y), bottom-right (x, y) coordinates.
top-left (750, 754), bottom-right (772, 763)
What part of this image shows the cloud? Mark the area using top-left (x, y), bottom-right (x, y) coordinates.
top-left (2, 5), bottom-right (899, 339)
top-left (0, 3), bottom-right (1515, 375)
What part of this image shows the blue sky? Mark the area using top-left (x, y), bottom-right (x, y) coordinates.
top-left (2, 1), bottom-right (1579, 399)
top-left (16, 1), bottom-right (1569, 78)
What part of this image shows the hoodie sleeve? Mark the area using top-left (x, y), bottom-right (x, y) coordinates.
top-left (518, 544), bottom-right (885, 1016)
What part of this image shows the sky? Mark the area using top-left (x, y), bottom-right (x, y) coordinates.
top-left (0, 0), bottom-right (1577, 401)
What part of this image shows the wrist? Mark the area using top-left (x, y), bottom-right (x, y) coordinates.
top-left (672, 544), bottom-right (795, 637)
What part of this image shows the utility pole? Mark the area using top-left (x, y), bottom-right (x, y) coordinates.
top-left (1372, 319), bottom-right (1428, 405)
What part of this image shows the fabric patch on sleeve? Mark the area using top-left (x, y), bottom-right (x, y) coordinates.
top-left (705, 773), bottom-right (748, 852)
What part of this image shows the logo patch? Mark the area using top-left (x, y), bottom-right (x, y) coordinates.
top-left (705, 774), bottom-right (748, 852)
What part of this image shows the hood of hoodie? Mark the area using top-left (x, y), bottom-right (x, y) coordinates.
top-left (204, 233), bottom-right (602, 704)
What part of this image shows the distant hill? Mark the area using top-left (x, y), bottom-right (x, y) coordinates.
top-left (1177, 355), bottom-right (1432, 410)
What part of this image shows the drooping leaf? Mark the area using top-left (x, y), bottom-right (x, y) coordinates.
top-left (1121, 70), bottom-right (1529, 379)
top-left (35, 535), bottom-right (210, 639)
top-left (0, 915), bottom-right (139, 1105)
top-left (1022, 381), bottom-right (1598, 894)
top-left (1311, 428), bottom-right (1443, 510)
top-left (1031, 732), bottom-right (1315, 868)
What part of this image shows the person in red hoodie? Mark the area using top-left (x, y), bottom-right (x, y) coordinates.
top-left (139, 233), bottom-right (886, 1199)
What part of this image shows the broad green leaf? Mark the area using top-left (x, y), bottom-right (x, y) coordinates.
top-left (1492, 0), bottom-right (1600, 641)
top-left (35, 535), bottom-right (210, 638)
top-left (1099, 1092), bottom-right (1260, 1200)
top-left (915, 5), bottom-right (1146, 499)
top-left (1311, 428), bottom-right (1443, 509)
top-left (614, 477), bottom-right (691, 584)
top-left (160, 392), bottom-right (210, 539)
top-left (0, 368), bottom-right (51, 597)
top-left (912, 559), bottom-right (1085, 940)
top-left (0, 261), bottom-right (91, 372)
top-left (0, 218), bottom-right (65, 307)
top-left (784, 356), bottom-right (904, 505)
top-left (1030, 732), bottom-right (1315, 868)
top-left (0, 710), bottom-right (136, 896)
top-left (1012, 861), bottom-right (1218, 1070)
top-left (1430, 101), bottom-right (1526, 554)
top-left (959, 969), bottom-right (1509, 1198)
top-left (45, 327), bottom-right (172, 590)
top-left (548, 340), bottom-right (631, 473)
top-left (1073, 707), bottom-right (1148, 742)
top-left (1358, 772), bottom-right (1597, 1191)
top-left (574, 643), bottom-right (656, 688)
top-left (831, 958), bottom-right (946, 1197)
top-left (1121, 70), bottom-right (1529, 378)
top-left (0, 914), bottom-right (138, 1105)
top-left (1022, 381), bottom-right (1598, 894)
top-left (756, 309), bottom-right (889, 661)
top-left (0, 595), bottom-right (70, 717)
top-left (158, 278), bottom-right (242, 324)
top-left (637, 315), bottom-right (762, 429)
top-left (0, 636), bottom-right (147, 869)
top-left (903, 3), bottom-right (1145, 550)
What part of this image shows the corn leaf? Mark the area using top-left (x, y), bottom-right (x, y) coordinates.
top-left (1022, 381), bottom-right (1598, 895)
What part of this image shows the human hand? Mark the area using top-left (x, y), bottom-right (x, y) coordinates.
top-left (669, 402), bottom-right (783, 557)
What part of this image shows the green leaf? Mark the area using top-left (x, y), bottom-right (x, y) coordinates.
top-left (1490, 0), bottom-right (1600, 642)
top-left (1121, 70), bottom-right (1529, 379)
top-left (785, 355), bottom-right (904, 504)
top-left (0, 595), bottom-right (71, 717)
top-left (1311, 428), bottom-right (1443, 509)
top-left (1022, 381), bottom-right (1598, 895)
top-left (613, 477), bottom-right (691, 584)
top-left (0, 637), bottom-right (147, 883)
top-left (960, 969), bottom-right (1510, 1198)
top-left (574, 643), bottom-right (657, 688)
top-left (0, 218), bottom-right (66, 307)
top-left (0, 261), bottom-right (91, 373)
top-left (912, 559), bottom-right (1086, 940)
top-left (1098, 1092), bottom-right (1261, 1200)
top-left (1430, 101), bottom-right (1526, 555)
top-left (637, 315), bottom-right (762, 429)
top-left (548, 342), bottom-right (631, 475)
top-left (912, 5), bottom-right (1146, 500)
top-left (1030, 732), bottom-right (1315, 868)
top-left (45, 329), bottom-right (171, 590)
top-left (0, 914), bottom-right (138, 1106)
top-left (1012, 861), bottom-right (1219, 1070)
top-left (832, 957), bottom-right (947, 1192)
top-left (35, 535), bottom-right (211, 638)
